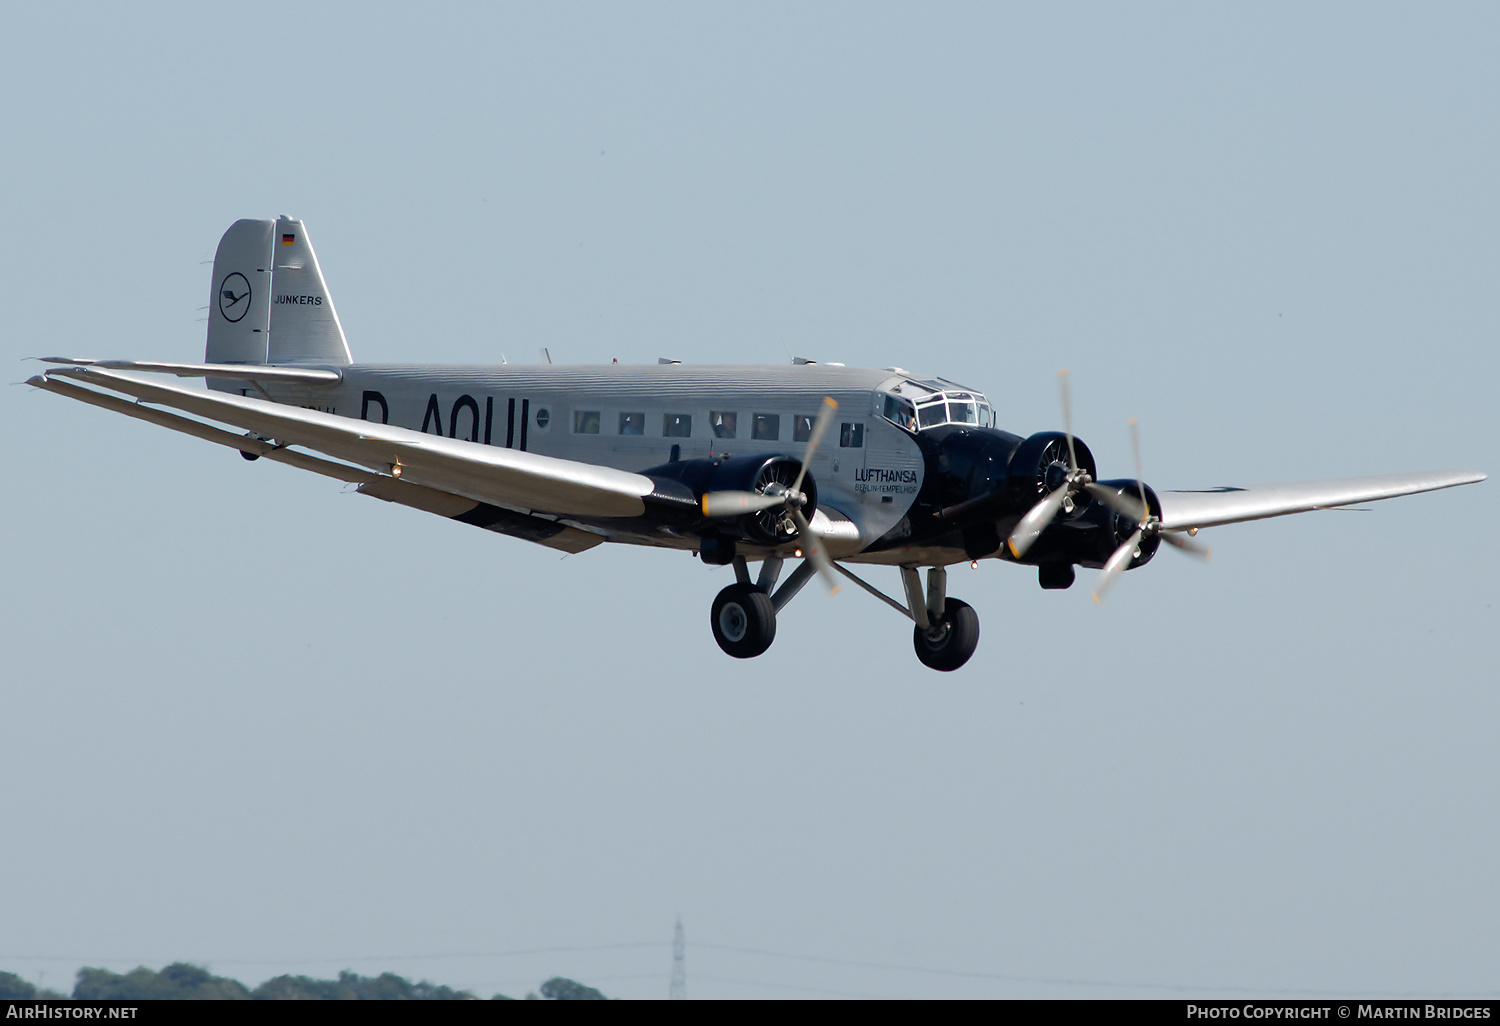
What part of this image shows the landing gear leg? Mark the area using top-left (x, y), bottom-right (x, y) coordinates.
top-left (710, 583), bottom-right (777, 659)
top-left (842, 563), bottom-right (983, 672)
top-left (910, 566), bottom-right (980, 671)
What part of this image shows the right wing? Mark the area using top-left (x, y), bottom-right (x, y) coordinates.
top-left (1156, 470), bottom-right (1485, 532)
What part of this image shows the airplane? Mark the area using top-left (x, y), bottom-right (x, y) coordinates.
top-left (28, 216), bottom-right (1486, 672)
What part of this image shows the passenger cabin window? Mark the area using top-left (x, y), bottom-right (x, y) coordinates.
top-left (792, 414), bottom-right (815, 443)
top-left (839, 423), bottom-right (864, 448)
top-left (752, 413), bottom-right (780, 440)
top-left (710, 411), bottom-right (737, 439)
top-left (573, 410), bottom-right (601, 434)
top-left (619, 412), bottom-right (644, 435)
top-left (664, 413), bottom-right (692, 438)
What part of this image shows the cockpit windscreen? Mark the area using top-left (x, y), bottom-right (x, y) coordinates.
top-left (882, 379), bottom-right (993, 432)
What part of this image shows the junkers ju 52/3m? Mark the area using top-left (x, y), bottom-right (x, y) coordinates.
top-left (31, 218), bottom-right (1485, 671)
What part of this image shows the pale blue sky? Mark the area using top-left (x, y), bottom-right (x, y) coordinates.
top-left (2, 3), bottom-right (1495, 999)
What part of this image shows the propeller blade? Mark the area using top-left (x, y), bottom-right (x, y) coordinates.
top-left (1092, 526), bottom-right (1144, 604)
top-left (1083, 481), bottom-right (1147, 523)
top-left (791, 508), bottom-right (840, 594)
top-left (1161, 530), bottom-right (1211, 560)
top-left (701, 491), bottom-right (788, 517)
top-left (1007, 483), bottom-right (1071, 559)
top-left (1058, 369), bottom-right (1078, 472)
top-left (1128, 417), bottom-right (1148, 515)
top-left (789, 396), bottom-right (839, 497)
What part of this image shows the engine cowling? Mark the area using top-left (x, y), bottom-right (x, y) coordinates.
top-left (645, 454), bottom-right (817, 547)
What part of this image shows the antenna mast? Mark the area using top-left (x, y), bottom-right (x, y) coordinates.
top-left (669, 917), bottom-right (686, 999)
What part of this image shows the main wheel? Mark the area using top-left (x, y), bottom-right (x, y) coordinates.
top-left (913, 598), bottom-right (980, 672)
top-left (710, 583), bottom-right (777, 659)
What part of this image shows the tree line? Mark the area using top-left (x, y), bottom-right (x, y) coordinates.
top-left (0, 965), bottom-right (606, 1001)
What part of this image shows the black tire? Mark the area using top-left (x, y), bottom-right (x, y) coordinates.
top-left (710, 583), bottom-right (777, 659)
top-left (913, 597), bottom-right (980, 672)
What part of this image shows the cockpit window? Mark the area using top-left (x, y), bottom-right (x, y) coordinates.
top-left (917, 402), bottom-right (947, 429)
top-left (883, 381), bottom-right (991, 432)
top-left (949, 401), bottom-right (977, 425)
top-left (882, 395), bottom-right (916, 431)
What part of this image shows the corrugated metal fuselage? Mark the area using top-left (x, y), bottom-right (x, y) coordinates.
top-left (251, 362), bottom-right (983, 565)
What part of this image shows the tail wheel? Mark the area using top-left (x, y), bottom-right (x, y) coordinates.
top-left (711, 583), bottom-right (777, 659)
top-left (913, 598), bottom-right (980, 672)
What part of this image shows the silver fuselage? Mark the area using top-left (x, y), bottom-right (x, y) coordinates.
top-left (245, 362), bottom-right (971, 558)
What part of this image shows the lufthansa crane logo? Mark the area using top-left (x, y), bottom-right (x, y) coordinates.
top-left (218, 272), bottom-right (252, 323)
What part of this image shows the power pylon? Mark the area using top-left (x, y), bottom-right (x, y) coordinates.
top-left (669, 917), bottom-right (686, 999)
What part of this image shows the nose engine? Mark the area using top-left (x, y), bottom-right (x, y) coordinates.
top-left (1005, 430), bottom-right (1099, 519)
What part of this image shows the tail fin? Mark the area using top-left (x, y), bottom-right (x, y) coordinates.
top-left (206, 219), bottom-right (272, 368)
top-left (205, 216), bottom-right (352, 376)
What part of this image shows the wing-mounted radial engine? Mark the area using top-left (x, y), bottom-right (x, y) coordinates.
top-left (1086, 419), bottom-right (1210, 603)
top-left (1026, 477), bottom-right (1164, 570)
top-left (703, 454), bottom-right (819, 546)
top-left (645, 452), bottom-right (819, 556)
top-left (1006, 404), bottom-right (1211, 598)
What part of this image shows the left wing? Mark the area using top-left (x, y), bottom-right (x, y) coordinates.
top-left (1156, 470), bottom-right (1485, 532)
top-left (31, 366), bottom-right (658, 522)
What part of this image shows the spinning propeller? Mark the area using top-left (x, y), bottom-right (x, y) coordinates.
top-left (700, 396), bottom-right (842, 593)
top-left (1005, 372), bottom-right (1209, 601)
top-left (1091, 417), bottom-right (1210, 604)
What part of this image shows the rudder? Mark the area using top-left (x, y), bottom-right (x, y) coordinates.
top-left (265, 216), bottom-right (352, 366)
